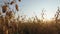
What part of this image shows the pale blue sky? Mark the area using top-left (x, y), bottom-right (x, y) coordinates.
top-left (18, 0), bottom-right (60, 19)
top-left (0, 0), bottom-right (60, 19)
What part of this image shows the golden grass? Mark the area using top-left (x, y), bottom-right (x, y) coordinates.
top-left (0, 13), bottom-right (60, 34)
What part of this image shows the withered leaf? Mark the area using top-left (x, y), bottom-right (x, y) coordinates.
top-left (18, 0), bottom-right (21, 2)
top-left (15, 4), bottom-right (19, 11)
top-left (0, 12), bottom-right (1, 15)
top-left (10, 1), bottom-right (15, 5)
top-left (2, 5), bottom-right (8, 13)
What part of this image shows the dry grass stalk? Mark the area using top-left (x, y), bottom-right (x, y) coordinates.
top-left (15, 4), bottom-right (19, 11)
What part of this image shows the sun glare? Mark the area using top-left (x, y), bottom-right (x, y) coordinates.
top-left (44, 12), bottom-right (54, 20)
top-left (46, 15), bottom-right (52, 20)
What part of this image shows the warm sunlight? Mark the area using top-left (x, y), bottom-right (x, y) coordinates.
top-left (46, 14), bottom-right (51, 20)
top-left (0, 0), bottom-right (60, 34)
top-left (43, 11), bottom-right (54, 20)
top-left (46, 15), bottom-right (52, 20)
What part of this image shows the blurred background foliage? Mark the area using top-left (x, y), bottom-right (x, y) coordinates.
top-left (0, 0), bottom-right (60, 34)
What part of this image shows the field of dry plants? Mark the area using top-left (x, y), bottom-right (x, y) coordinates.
top-left (0, 13), bottom-right (60, 34)
top-left (0, 0), bottom-right (60, 34)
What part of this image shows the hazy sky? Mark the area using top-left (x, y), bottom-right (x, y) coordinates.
top-left (18, 0), bottom-right (60, 19)
top-left (0, 0), bottom-right (60, 19)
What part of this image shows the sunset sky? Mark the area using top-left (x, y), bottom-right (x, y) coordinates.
top-left (0, 0), bottom-right (60, 19)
